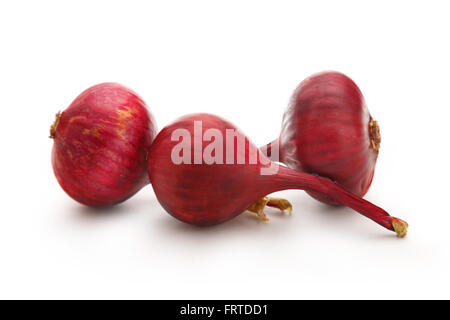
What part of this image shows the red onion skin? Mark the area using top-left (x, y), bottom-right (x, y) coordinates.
top-left (148, 114), bottom-right (266, 225)
top-left (51, 83), bottom-right (157, 207)
top-left (262, 71), bottom-right (380, 205)
top-left (148, 113), bottom-right (407, 236)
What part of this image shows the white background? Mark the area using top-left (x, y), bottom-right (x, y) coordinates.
top-left (0, 0), bottom-right (449, 299)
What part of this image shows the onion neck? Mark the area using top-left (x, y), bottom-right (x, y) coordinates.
top-left (270, 165), bottom-right (407, 237)
top-left (49, 111), bottom-right (62, 139)
top-left (369, 118), bottom-right (381, 152)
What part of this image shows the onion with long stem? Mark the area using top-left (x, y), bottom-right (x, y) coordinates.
top-left (148, 113), bottom-right (407, 237)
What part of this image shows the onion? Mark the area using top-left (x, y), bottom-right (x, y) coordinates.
top-left (262, 71), bottom-right (380, 205)
top-left (50, 83), bottom-right (157, 207)
top-left (148, 113), bottom-right (407, 237)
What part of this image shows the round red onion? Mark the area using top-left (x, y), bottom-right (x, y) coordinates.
top-left (262, 71), bottom-right (380, 205)
top-left (50, 83), bottom-right (157, 207)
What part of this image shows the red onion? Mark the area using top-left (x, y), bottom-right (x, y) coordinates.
top-left (50, 83), bottom-right (157, 207)
top-left (148, 113), bottom-right (407, 237)
top-left (262, 71), bottom-right (380, 205)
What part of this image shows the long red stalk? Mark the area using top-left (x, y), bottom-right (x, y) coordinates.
top-left (266, 165), bottom-right (407, 237)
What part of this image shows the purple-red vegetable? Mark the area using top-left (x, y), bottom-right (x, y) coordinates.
top-left (262, 71), bottom-right (380, 205)
top-left (50, 83), bottom-right (157, 206)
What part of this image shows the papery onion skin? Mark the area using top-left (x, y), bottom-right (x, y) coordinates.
top-left (264, 71), bottom-right (380, 205)
top-left (50, 83), bottom-right (157, 207)
top-left (148, 113), bottom-right (407, 237)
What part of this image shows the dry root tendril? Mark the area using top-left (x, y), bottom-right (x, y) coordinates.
top-left (247, 197), bottom-right (293, 222)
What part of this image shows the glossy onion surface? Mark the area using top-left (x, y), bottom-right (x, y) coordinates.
top-left (148, 113), bottom-right (271, 225)
top-left (51, 83), bottom-right (157, 206)
top-left (276, 71), bottom-right (380, 204)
